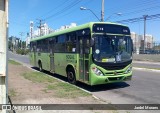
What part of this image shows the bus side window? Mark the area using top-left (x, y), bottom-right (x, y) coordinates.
top-left (66, 32), bottom-right (76, 53)
top-left (54, 37), bottom-right (58, 52)
top-left (55, 35), bottom-right (66, 52)
top-left (49, 37), bottom-right (55, 53)
top-left (37, 40), bottom-right (41, 52)
top-left (30, 41), bottom-right (37, 52)
top-left (43, 39), bottom-right (49, 52)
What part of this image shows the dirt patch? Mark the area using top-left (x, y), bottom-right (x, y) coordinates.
top-left (8, 64), bottom-right (94, 104)
top-left (8, 63), bottom-right (115, 113)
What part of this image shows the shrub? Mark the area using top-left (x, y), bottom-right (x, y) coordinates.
top-left (16, 48), bottom-right (29, 55)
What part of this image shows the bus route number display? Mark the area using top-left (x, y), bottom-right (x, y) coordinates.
top-left (96, 27), bottom-right (104, 31)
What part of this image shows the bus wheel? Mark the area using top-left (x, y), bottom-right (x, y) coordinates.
top-left (38, 62), bottom-right (43, 72)
top-left (67, 68), bottom-right (76, 84)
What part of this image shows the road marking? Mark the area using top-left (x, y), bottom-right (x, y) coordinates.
top-left (133, 67), bottom-right (160, 73)
top-left (133, 61), bottom-right (160, 65)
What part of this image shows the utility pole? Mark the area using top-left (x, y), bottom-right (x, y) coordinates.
top-left (101, 0), bottom-right (104, 22)
top-left (37, 19), bottom-right (44, 36)
top-left (143, 15), bottom-right (148, 53)
top-left (0, 0), bottom-right (8, 113)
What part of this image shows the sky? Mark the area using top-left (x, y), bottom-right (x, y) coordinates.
top-left (9, 0), bottom-right (160, 42)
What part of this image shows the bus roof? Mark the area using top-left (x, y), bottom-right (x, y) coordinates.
top-left (30, 22), bottom-right (128, 42)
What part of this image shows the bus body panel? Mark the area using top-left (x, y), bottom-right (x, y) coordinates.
top-left (89, 64), bottom-right (132, 85)
top-left (29, 22), bottom-right (133, 85)
top-left (54, 53), bottom-right (78, 77)
top-left (36, 53), bottom-right (50, 71)
top-left (29, 52), bottom-right (35, 66)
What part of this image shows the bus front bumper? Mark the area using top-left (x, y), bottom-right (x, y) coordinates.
top-left (90, 72), bottom-right (132, 86)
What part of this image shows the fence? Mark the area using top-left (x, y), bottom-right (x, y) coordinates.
top-left (133, 42), bottom-right (160, 54)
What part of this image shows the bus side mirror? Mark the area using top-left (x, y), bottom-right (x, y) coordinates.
top-left (90, 38), bottom-right (95, 47)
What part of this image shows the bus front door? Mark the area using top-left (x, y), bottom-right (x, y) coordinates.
top-left (79, 36), bottom-right (89, 82)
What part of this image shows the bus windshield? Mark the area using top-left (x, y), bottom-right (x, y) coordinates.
top-left (93, 35), bottom-right (132, 63)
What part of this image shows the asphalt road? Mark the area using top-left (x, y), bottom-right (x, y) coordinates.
top-left (8, 51), bottom-right (30, 66)
top-left (8, 51), bottom-right (160, 113)
top-left (91, 70), bottom-right (160, 104)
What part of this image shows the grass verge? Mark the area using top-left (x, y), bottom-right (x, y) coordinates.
top-left (22, 71), bottom-right (91, 98)
top-left (47, 82), bottom-right (90, 98)
top-left (22, 72), bottom-right (56, 83)
top-left (8, 60), bottom-right (21, 65)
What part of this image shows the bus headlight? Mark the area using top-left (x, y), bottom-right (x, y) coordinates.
top-left (124, 66), bottom-right (132, 74)
top-left (92, 67), bottom-right (104, 76)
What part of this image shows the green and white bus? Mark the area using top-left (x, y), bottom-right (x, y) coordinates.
top-left (29, 22), bottom-right (133, 85)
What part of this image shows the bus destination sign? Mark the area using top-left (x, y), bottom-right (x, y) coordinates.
top-left (93, 24), bottom-right (130, 35)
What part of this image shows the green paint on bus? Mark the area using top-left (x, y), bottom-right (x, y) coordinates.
top-left (29, 22), bottom-right (133, 85)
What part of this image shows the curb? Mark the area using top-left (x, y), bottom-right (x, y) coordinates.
top-left (133, 61), bottom-right (160, 65)
top-left (133, 67), bottom-right (160, 73)
top-left (9, 58), bottom-right (102, 102)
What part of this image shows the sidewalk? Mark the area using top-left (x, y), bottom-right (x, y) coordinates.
top-left (132, 60), bottom-right (160, 73)
top-left (133, 60), bottom-right (160, 65)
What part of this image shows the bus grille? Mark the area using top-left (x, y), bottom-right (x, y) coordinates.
top-left (101, 65), bottom-right (127, 70)
top-left (108, 77), bottom-right (123, 81)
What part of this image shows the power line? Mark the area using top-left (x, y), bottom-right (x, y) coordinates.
top-left (116, 14), bottom-right (160, 23)
top-left (45, 0), bottom-right (96, 23)
top-left (39, 0), bottom-right (71, 19)
top-left (116, 14), bottom-right (160, 53)
top-left (45, 0), bottom-right (82, 20)
top-left (103, 0), bottom-right (160, 21)
top-left (120, 5), bottom-right (160, 18)
top-left (105, 0), bottom-right (159, 15)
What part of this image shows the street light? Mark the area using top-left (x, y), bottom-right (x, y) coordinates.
top-left (80, 7), bottom-right (101, 22)
top-left (106, 13), bottom-right (122, 21)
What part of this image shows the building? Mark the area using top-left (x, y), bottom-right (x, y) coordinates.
top-left (33, 23), bottom-right (54, 37)
top-left (26, 21), bottom-right (54, 47)
top-left (131, 32), bottom-right (154, 54)
top-left (26, 33), bottom-right (30, 48)
top-left (145, 34), bottom-right (154, 49)
top-left (55, 23), bottom-right (77, 32)
top-left (30, 21), bottom-right (34, 38)
top-left (8, 36), bottom-right (20, 51)
top-left (131, 32), bottom-right (140, 52)
top-left (26, 22), bottom-right (76, 46)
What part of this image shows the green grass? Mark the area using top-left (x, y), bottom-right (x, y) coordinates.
top-left (21, 72), bottom-right (56, 83)
top-left (9, 60), bottom-right (21, 65)
top-left (22, 71), bottom-right (91, 98)
top-left (47, 82), bottom-right (91, 98)
top-left (9, 89), bottom-right (17, 97)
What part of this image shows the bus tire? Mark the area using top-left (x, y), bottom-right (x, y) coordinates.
top-left (67, 68), bottom-right (76, 84)
top-left (38, 61), bottom-right (43, 72)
